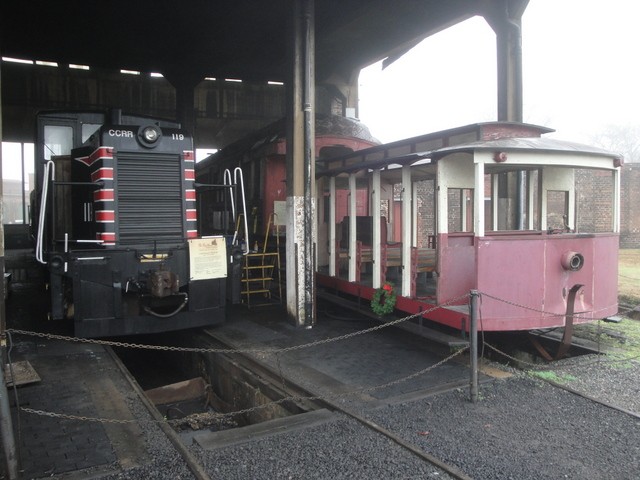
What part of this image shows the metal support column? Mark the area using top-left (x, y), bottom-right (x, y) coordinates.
top-left (483, 0), bottom-right (528, 123)
top-left (164, 70), bottom-right (202, 135)
top-left (470, 290), bottom-right (479, 404)
top-left (286, 0), bottom-right (316, 327)
top-left (0, 58), bottom-right (19, 480)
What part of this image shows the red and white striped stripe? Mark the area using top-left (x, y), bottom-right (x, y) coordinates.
top-left (93, 189), bottom-right (115, 202)
top-left (97, 232), bottom-right (116, 245)
top-left (75, 147), bottom-right (114, 167)
top-left (95, 210), bottom-right (115, 223)
top-left (91, 167), bottom-right (114, 182)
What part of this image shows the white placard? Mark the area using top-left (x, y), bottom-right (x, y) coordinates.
top-left (189, 237), bottom-right (227, 280)
top-left (273, 201), bottom-right (286, 226)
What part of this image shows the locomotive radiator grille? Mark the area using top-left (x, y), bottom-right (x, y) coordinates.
top-left (116, 151), bottom-right (184, 245)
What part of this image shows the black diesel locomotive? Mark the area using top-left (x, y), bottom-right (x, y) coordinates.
top-left (34, 111), bottom-right (240, 337)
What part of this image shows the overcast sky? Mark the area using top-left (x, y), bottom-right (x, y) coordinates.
top-left (358, 0), bottom-right (640, 147)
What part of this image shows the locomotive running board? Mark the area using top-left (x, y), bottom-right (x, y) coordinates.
top-left (529, 284), bottom-right (584, 361)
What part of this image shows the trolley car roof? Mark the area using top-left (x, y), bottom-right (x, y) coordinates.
top-left (317, 130), bottom-right (623, 178)
top-left (1, 1), bottom-right (526, 83)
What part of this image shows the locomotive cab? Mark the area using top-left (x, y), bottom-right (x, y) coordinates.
top-left (35, 112), bottom-right (237, 337)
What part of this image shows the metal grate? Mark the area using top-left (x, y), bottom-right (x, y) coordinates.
top-left (116, 151), bottom-right (184, 245)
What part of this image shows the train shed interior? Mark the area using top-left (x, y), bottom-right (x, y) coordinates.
top-left (1, 0), bottom-right (529, 323)
top-left (2, 3), bottom-right (640, 480)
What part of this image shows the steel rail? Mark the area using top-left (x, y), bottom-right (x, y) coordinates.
top-left (105, 346), bottom-right (212, 480)
top-left (197, 329), bottom-right (474, 480)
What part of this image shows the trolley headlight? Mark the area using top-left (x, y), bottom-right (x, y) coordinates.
top-left (561, 251), bottom-right (584, 271)
top-left (138, 125), bottom-right (161, 147)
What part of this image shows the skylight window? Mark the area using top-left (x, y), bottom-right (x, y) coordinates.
top-left (2, 57), bottom-right (33, 65)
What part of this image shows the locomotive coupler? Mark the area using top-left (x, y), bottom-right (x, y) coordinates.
top-left (149, 267), bottom-right (179, 298)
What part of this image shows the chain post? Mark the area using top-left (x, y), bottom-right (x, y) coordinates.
top-left (470, 290), bottom-right (479, 404)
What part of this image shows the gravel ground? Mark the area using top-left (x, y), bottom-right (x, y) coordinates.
top-left (36, 351), bottom-right (640, 480)
top-left (99, 393), bottom-right (195, 480)
top-left (365, 374), bottom-right (640, 480)
top-left (547, 354), bottom-right (640, 414)
top-left (190, 412), bottom-right (454, 480)
top-left (88, 330), bottom-right (640, 480)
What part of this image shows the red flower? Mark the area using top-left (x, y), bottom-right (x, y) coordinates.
top-left (383, 283), bottom-right (393, 292)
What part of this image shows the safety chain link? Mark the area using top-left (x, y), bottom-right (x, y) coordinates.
top-left (6, 293), bottom-right (470, 356)
top-left (20, 407), bottom-right (140, 424)
top-left (11, 291), bottom-right (640, 425)
top-left (483, 342), bottom-right (549, 369)
top-left (478, 291), bottom-right (627, 320)
top-left (19, 346), bottom-right (469, 426)
top-left (485, 338), bottom-right (640, 368)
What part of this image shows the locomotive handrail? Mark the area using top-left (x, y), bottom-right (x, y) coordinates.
top-left (235, 167), bottom-right (250, 255)
top-left (223, 169), bottom-right (236, 223)
top-left (36, 160), bottom-right (54, 264)
top-left (226, 167), bottom-right (249, 255)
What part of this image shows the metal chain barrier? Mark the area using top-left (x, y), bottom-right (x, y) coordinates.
top-left (478, 289), bottom-right (640, 371)
top-left (12, 290), bottom-right (640, 426)
top-left (6, 293), bottom-right (470, 356)
top-left (479, 291), bottom-right (638, 321)
top-left (484, 339), bottom-right (640, 371)
top-left (19, 346), bottom-right (469, 426)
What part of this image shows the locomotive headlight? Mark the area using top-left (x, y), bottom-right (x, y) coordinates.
top-left (141, 126), bottom-right (160, 144)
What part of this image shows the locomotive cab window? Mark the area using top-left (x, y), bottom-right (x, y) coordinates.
top-left (44, 125), bottom-right (73, 160)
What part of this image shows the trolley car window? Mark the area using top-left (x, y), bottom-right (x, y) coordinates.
top-left (448, 188), bottom-right (473, 233)
top-left (546, 190), bottom-right (569, 231)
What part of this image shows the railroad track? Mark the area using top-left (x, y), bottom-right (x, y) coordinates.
top-left (108, 323), bottom-right (640, 480)
top-left (194, 328), bottom-right (474, 480)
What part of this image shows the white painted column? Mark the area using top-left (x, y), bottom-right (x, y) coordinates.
top-left (348, 173), bottom-right (357, 282)
top-left (492, 173), bottom-right (499, 231)
top-left (412, 181), bottom-right (418, 247)
top-left (527, 172), bottom-right (535, 230)
top-left (401, 165), bottom-right (412, 297)
top-left (329, 176), bottom-right (336, 276)
top-left (372, 169), bottom-right (381, 288)
top-left (474, 160), bottom-right (485, 237)
top-left (613, 168), bottom-right (621, 233)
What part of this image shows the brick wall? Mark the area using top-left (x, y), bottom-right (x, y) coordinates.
top-left (620, 164), bottom-right (640, 248)
top-left (575, 169), bottom-right (615, 233)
